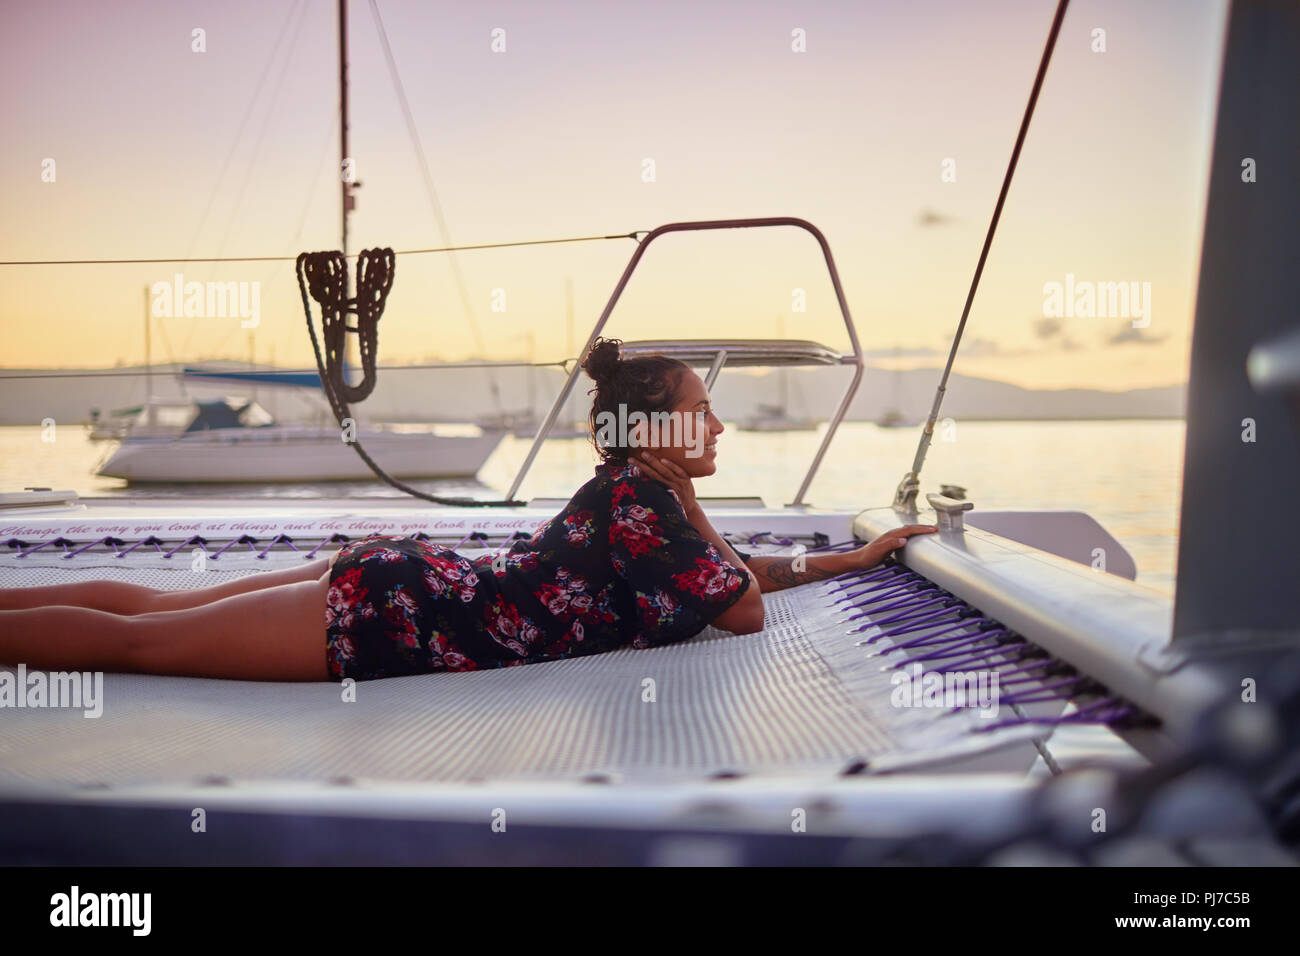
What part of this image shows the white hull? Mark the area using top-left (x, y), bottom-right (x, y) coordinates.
top-left (97, 428), bottom-right (503, 483)
top-left (737, 417), bottom-right (819, 432)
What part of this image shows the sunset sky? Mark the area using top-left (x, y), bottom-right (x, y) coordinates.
top-left (2, 0), bottom-right (1227, 391)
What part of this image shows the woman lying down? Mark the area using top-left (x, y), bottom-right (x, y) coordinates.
top-left (0, 338), bottom-right (934, 682)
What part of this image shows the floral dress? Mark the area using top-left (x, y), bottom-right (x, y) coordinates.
top-left (323, 460), bottom-right (754, 681)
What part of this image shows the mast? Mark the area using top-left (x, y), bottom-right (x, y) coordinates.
top-left (143, 285), bottom-right (155, 427)
top-left (337, 0), bottom-right (356, 387)
top-left (1172, 0), bottom-right (1300, 643)
top-left (338, 0), bottom-right (352, 261)
top-left (777, 315), bottom-right (787, 411)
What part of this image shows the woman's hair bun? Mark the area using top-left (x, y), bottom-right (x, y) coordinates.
top-left (582, 336), bottom-right (623, 385)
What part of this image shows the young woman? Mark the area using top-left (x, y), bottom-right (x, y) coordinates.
top-left (0, 337), bottom-right (935, 681)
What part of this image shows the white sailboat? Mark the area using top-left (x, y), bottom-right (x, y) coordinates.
top-left (475, 331), bottom-right (587, 439)
top-left (91, 289), bottom-right (503, 484)
top-left (738, 316), bottom-right (820, 431)
top-left (875, 344), bottom-right (920, 428)
top-left (95, 394), bottom-right (502, 483)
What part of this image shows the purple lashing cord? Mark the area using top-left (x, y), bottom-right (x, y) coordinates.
top-left (161, 535), bottom-right (209, 559)
top-left (305, 533), bottom-right (351, 560)
top-left (840, 565), bottom-right (927, 589)
top-left (14, 537), bottom-right (71, 558)
top-left (256, 534), bottom-right (300, 559)
top-left (994, 675), bottom-right (1091, 703)
top-left (860, 599), bottom-right (966, 635)
top-left (819, 550), bottom-right (1146, 735)
top-left (62, 536), bottom-right (118, 559)
top-left (850, 593), bottom-right (951, 629)
top-left (840, 575), bottom-right (936, 605)
top-left (746, 532), bottom-right (796, 547)
top-left (833, 575), bottom-right (925, 606)
top-left (926, 638), bottom-right (1026, 673)
top-left (826, 565), bottom-right (908, 593)
top-left (116, 536), bottom-right (165, 558)
top-left (884, 630), bottom-right (1005, 665)
top-left (207, 536), bottom-right (254, 559)
top-left (892, 634), bottom-right (1016, 671)
top-left (973, 697), bottom-right (1133, 733)
top-left (870, 617), bottom-right (990, 654)
top-left (808, 539), bottom-right (860, 553)
top-left (878, 608), bottom-right (985, 640)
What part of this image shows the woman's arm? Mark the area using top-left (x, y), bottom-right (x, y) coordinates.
top-left (681, 502), bottom-right (765, 632)
top-left (742, 552), bottom-right (856, 592)
top-left (741, 525), bottom-right (939, 593)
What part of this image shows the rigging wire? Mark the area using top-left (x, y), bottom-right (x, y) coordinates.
top-left (0, 359), bottom-right (571, 382)
top-left (178, 0), bottom-right (304, 268)
top-left (894, 0), bottom-right (1070, 510)
top-left (0, 230), bottom-right (640, 266)
top-left (184, 0), bottom-right (312, 361)
top-left (366, 0), bottom-right (505, 416)
top-left (205, 109), bottom-right (340, 363)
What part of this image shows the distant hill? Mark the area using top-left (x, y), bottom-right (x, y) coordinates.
top-left (0, 362), bottom-right (1185, 427)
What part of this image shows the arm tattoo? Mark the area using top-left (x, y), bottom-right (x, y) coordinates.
top-left (744, 555), bottom-right (842, 593)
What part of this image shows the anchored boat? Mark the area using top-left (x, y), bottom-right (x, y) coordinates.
top-left (95, 395), bottom-right (504, 484)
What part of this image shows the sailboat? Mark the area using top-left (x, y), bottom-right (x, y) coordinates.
top-left (738, 316), bottom-right (820, 431)
top-left (475, 331), bottom-right (587, 439)
top-left (875, 347), bottom-right (920, 428)
top-left (91, 297), bottom-right (504, 484)
top-left (94, 393), bottom-right (502, 483)
top-left (2, 0), bottom-right (1297, 866)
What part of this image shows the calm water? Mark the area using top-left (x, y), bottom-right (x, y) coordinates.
top-left (0, 419), bottom-right (1183, 596)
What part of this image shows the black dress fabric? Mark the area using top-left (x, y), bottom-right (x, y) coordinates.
top-left (323, 460), bottom-right (753, 681)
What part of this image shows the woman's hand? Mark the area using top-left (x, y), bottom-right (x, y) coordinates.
top-left (847, 525), bottom-right (938, 571)
top-left (632, 450), bottom-right (699, 517)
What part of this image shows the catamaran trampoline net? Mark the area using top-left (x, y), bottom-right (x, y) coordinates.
top-left (0, 555), bottom-right (1084, 791)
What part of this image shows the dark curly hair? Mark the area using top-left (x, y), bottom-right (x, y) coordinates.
top-left (581, 336), bottom-right (691, 463)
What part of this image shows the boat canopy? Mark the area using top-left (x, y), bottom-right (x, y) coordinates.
top-left (182, 366), bottom-right (325, 389)
top-left (183, 398), bottom-right (275, 433)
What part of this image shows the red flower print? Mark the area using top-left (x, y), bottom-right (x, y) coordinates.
top-left (390, 587), bottom-right (419, 616)
top-left (673, 558), bottom-right (741, 599)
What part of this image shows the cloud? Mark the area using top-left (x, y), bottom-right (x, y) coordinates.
top-left (864, 345), bottom-right (946, 361)
top-left (1031, 318), bottom-right (1082, 351)
top-left (1034, 317), bottom-right (1064, 340)
top-left (916, 208), bottom-right (956, 227)
top-left (1107, 325), bottom-right (1168, 346)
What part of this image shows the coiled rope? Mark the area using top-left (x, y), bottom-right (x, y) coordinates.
top-left (296, 248), bottom-right (527, 507)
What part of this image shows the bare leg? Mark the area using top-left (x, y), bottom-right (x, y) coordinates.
top-left (0, 557), bottom-right (333, 614)
top-left (0, 571), bottom-right (331, 681)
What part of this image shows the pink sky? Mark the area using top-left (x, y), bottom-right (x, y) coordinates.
top-left (1, 0), bottom-right (1227, 390)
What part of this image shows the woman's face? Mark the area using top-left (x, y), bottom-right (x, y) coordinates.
top-left (630, 370), bottom-right (724, 478)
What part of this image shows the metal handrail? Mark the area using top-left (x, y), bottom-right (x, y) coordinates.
top-left (505, 217), bottom-right (865, 506)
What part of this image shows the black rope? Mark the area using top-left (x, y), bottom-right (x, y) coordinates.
top-left (295, 249), bottom-right (528, 507)
top-left (0, 231), bottom-right (642, 266)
